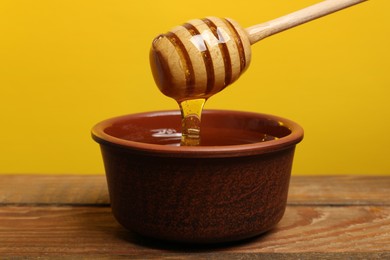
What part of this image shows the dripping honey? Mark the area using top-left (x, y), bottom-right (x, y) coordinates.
top-left (178, 98), bottom-right (206, 146)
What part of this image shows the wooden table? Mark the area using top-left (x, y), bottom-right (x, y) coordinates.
top-left (1, 175), bottom-right (389, 259)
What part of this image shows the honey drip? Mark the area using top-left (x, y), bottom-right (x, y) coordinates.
top-left (179, 98), bottom-right (206, 146)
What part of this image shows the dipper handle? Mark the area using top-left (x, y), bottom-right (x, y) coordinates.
top-left (246, 0), bottom-right (367, 45)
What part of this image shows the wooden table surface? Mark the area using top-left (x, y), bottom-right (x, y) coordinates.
top-left (0, 175), bottom-right (389, 259)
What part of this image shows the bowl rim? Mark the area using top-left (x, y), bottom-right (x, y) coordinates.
top-left (91, 109), bottom-right (304, 158)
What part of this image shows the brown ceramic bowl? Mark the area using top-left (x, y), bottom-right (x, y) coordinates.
top-left (92, 110), bottom-right (303, 243)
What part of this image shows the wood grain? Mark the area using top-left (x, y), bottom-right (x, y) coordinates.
top-left (289, 175), bottom-right (390, 205)
top-left (0, 175), bottom-right (389, 258)
top-left (0, 175), bottom-right (109, 205)
top-left (150, 17), bottom-right (251, 101)
top-left (0, 206), bottom-right (389, 257)
top-left (246, 0), bottom-right (367, 44)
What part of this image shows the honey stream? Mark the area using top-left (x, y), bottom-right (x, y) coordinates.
top-left (178, 98), bottom-right (206, 146)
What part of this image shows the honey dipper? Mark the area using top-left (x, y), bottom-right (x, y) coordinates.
top-left (150, 0), bottom-right (367, 102)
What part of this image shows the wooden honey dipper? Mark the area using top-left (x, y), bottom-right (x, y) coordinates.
top-left (150, 0), bottom-right (367, 102)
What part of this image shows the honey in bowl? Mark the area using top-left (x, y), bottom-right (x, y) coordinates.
top-left (112, 125), bottom-right (278, 146)
top-left (103, 110), bottom-right (285, 147)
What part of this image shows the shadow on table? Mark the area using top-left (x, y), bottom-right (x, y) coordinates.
top-left (113, 226), bottom-right (274, 253)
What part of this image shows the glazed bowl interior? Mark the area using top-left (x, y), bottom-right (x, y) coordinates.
top-left (92, 109), bottom-right (303, 158)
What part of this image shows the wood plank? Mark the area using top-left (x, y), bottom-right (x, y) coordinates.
top-left (0, 175), bottom-right (389, 205)
top-left (0, 205), bottom-right (389, 257)
top-left (0, 175), bottom-right (109, 205)
top-left (288, 175), bottom-right (390, 205)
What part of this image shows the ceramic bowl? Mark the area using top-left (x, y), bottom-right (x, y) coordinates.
top-left (92, 110), bottom-right (303, 243)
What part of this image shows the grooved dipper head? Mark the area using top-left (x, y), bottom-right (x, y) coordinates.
top-left (150, 17), bottom-right (251, 102)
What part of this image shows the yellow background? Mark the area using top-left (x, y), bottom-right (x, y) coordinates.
top-left (1, 1), bottom-right (389, 175)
